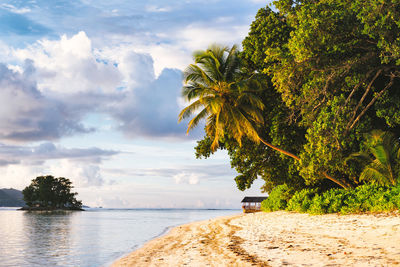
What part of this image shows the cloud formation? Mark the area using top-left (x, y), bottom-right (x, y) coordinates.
top-left (173, 172), bottom-right (200, 185)
top-left (0, 142), bottom-right (118, 166)
top-left (0, 4), bottom-right (31, 14)
top-left (0, 142), bottom-right (118, 188)
top-left (0, 62), bottom-right (92, 142)
top-left (104, 163), bottom-right (236, 184)
top-left (111, 67), bottom-right (198, 139)
top-left (0, 0), bottom-right (267, 207)
top-left (47, 160), bottom-right (105, 187)
top-left (3, 32), bottom-right (201, 141)
top-left (14, 31), bottom-right (122, 94)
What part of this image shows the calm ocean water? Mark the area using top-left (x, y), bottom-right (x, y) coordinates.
top-left (0, 208), bottom-right (240, 267)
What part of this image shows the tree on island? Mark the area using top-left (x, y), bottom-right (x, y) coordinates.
top-left (22, 175), bottom-right (82, 210)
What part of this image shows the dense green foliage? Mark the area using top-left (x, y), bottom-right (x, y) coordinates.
top-left (180, 0), bottom-right (400, 196)
top-left (22, 176), bottom-right (82, 210)
top-left (242, 0), bottom-right (400, 189)
top-left (262, 184), bottom-right (400, 214)
top-left (180, 44), bottom-right (306, 192)
top-left (348, 130), bottom-right (400, 186)
top-left (260, 184), bottom-right (295, 211)
top-left (292, 0), bottom-right (398, 187)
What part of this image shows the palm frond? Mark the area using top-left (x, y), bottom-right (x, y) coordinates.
top-left (345, 152), bottom-right (372, 166)
top-left (184, 64), bottom-right (213, 87)
top-left (356, 130), bottom-right (400, 185)
top-left (233, 108), bottom-right (260, 143)
top-left (186, 108), bottom-right (209, 134)
top-left (370, 145), bottom-right (389, 166)
top-left (210, 112), bottom-right (225, 151)
top-left (224, 45), bottom-right (240, 81)
top-left (241, 105), bottom-right (264, 125)
top-left (179, 44), bottom-right (265, 150)
top-left (208, 97), bottom-right (223, 114)
top-left (360, 164), bottom-right (391, 186)
top-left (178, 100), bottom-right (204, 122)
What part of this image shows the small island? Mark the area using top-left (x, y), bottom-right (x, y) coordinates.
top-left (20, 175), bottom-right (84, 211)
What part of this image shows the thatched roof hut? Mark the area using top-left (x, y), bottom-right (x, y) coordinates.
top-left (241, 196), bottom-right (268, 213)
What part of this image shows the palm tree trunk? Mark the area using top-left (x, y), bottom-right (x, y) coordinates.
top-left (258, 137), bottom-right (300, 160)
top-left (322, 172), bottom-right (351, 189)
top-left (258, 137), bottom-right (351, 189)
top-left (387, 164), bottom-right (396, 186)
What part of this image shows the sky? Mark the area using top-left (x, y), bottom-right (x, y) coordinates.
top-left (0, 0), bottom-right (270, 208)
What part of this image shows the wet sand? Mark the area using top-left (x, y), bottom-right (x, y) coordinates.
top-left (112, 211), bottom-right (400, 266)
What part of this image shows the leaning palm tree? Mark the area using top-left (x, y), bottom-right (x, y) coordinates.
top-left (178, 44), bottom-right (299, 159)
top-left (349, 130), bottom-right (400, 186)
top-left (178, 44), bottom-right (352, 189)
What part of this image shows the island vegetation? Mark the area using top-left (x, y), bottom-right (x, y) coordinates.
top-left (179, 0), bottom-right (400, 213)
top-left (21, 175), bottom-right (83, 211)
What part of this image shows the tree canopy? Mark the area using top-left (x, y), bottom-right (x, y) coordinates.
top-left (180, 0), bottom-right (400, 193)
top-left (22, 175), bottom-right (82, 210)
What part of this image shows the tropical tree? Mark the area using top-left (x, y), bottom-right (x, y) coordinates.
top-left (179, 43), bottom-right (351, 189)
top-left (22, 175), bottom-right (82, 210)
top-left (239, 0), bottom-right (400, 189)
top-left (178, 44), bottom-right (299, 160)
top-left (348, 130), bottom-right (400, 186)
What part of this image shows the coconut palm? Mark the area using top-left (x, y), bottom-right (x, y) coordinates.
top-left (349, 130), bottom-right (400, 186)
top-left (178, 44), bottom-right (353, 189)
top-left (178, 44), bottom-right (299, 159)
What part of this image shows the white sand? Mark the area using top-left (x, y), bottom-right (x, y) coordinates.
top-left (112, 211), bottom-right (400, 266)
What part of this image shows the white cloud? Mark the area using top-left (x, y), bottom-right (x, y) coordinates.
top-left (173, 172), bottom-right (200, 185)
top-left (0, 158), bottom-right (105, 190)
top-left (14, 31), bottom-right (123, 94)
top-left (0, 142), bottom-right (118, 166)
top-left (116, 51), bottom-right (155, 89)
top-left (0, 0), bottom-right (269, 208)
top-left (2, 32), bottom-right (195, 140)
top-left (141, 44), bottom-right (190, 77)
top-left (0, 165), bottom-right (42, 189)
top-left (177, 24), bottom-right (249, 51)
top-left (0, 62), bottom-right (91, 142)
top-left (0, 4), bottom-right (31, 14)
top-left (145, 5), bottom-right (172, 13)
top-left (104, 162), bottom-right (235, 180)
top-left (0, 41), bottom-right (13, 61)
top-left (47, 159), bottom-right (105, 187)
top-left (215, 16), bottom-right (235, 23)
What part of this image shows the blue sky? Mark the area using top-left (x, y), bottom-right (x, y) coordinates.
top-left (0, 0), bottom-right (269, 208)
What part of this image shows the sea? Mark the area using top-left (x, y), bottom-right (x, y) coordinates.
top-left (0, 208), bottom-right (240, 267)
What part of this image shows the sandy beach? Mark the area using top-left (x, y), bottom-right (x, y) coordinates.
top-left (112, 211), bottom-right (400, 266)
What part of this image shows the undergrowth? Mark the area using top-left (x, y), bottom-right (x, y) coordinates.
top-left (261, 184), bottom-right (400, 214)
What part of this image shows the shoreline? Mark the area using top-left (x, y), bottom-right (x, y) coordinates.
top-left (112, 211), bottom-right (400, 266)
top-left (109, 212), bottom-right (241, 266)
top-left (111, 213), bottom-right (243, 266)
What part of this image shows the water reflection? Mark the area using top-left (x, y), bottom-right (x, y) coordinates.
top-left (22, 211), bottom-right (75, 266)
top-left (0, 210), bottom-right (26, 266)
top-left (0, 209), bottom-right (239, 267)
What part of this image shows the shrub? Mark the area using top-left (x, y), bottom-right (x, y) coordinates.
top-left (262, 184), bottom-right (400, 214)
top-left (388, 185), bottom-right (400, 208)
top-left (261, 184), bottom-right (294, 212)
top-left (286, 188), bottom-right (319, 212)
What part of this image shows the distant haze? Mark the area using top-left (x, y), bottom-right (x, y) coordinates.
top-left (0, 188), bottom-right (24, 207)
